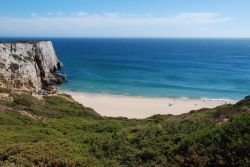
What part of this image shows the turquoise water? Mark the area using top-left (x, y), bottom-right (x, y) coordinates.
top-left (1, 38), bottom-right (250, 100)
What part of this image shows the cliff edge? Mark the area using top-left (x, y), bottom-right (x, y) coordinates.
top-left (0, 40), bottom-right (65, 94)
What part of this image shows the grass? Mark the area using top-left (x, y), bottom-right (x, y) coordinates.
top-left (0, 93), bottom-right (249, 166)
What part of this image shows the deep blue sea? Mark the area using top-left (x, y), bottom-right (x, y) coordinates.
top-left (1, 38), bottom-right (250, 100)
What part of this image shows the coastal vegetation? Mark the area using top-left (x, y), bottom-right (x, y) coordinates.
top-left (0, 88), bottom-right (249, 166)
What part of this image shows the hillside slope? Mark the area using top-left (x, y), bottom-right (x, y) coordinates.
top-left (0, 88), bottom-right (249, 167)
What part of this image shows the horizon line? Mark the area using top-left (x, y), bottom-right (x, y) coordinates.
top-left (1, 36), bottom-right (250, 39)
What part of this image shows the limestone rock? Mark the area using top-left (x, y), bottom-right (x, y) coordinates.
top-left (0, 40), bottom-right (65, 94)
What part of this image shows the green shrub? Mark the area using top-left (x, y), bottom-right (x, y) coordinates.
top-left (175, 112), bottom-right (250, 166)
top-left (42, 96), bottom-right (101, 118)
top-left (0, 93), bottom-right (249, 166)
top-left (9, 94), bottom-right (101, 119)
top-left (0, 141), bottom-right (100, 167)
top-left (12, 93), bottom-right (42, 107)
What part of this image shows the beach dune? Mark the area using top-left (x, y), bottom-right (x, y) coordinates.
top-left (64, 91), bottom-right (236, 119)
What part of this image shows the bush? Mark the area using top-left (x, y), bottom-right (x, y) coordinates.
top-left (0, 141), bottom-right (100, 167)
top-left (12, 93), bottom-right (41, 107)
top-left (0, 93), bottom-right (249, 166)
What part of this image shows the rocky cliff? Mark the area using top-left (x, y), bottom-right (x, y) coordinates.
top-left (0, 40), bottom-right (65, 94)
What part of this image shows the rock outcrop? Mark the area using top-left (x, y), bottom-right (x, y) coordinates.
top-left (0, 40), bottom-right (65, 94)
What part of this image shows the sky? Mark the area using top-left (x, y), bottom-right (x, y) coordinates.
top-left (0, 0), bottom-right (250, 37)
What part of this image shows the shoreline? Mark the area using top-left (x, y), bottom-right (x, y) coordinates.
top-left (60, 90), bottom-right (237, 119)
top-left (62, 90), bottom-right (237, 119)
top-left (60, 89), bottom-right (238, 101)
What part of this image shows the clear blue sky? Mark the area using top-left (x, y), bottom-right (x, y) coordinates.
top-left (0, 0), bottom-right (249, 37)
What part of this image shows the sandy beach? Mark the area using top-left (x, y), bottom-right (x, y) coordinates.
top-left (63, 91), bottom-right (237, 119)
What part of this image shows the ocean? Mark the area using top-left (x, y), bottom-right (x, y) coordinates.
top-left (1, 38), bottom-right (250, 100)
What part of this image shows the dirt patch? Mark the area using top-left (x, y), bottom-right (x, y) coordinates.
top-left (18, 110), bottom-right (47, 120)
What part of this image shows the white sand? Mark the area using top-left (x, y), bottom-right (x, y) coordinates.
top-left (63, 91), bottom-right (237, 119)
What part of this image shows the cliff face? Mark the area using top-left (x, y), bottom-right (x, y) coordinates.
top-left (0, 41), bottom-right (65, 94)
